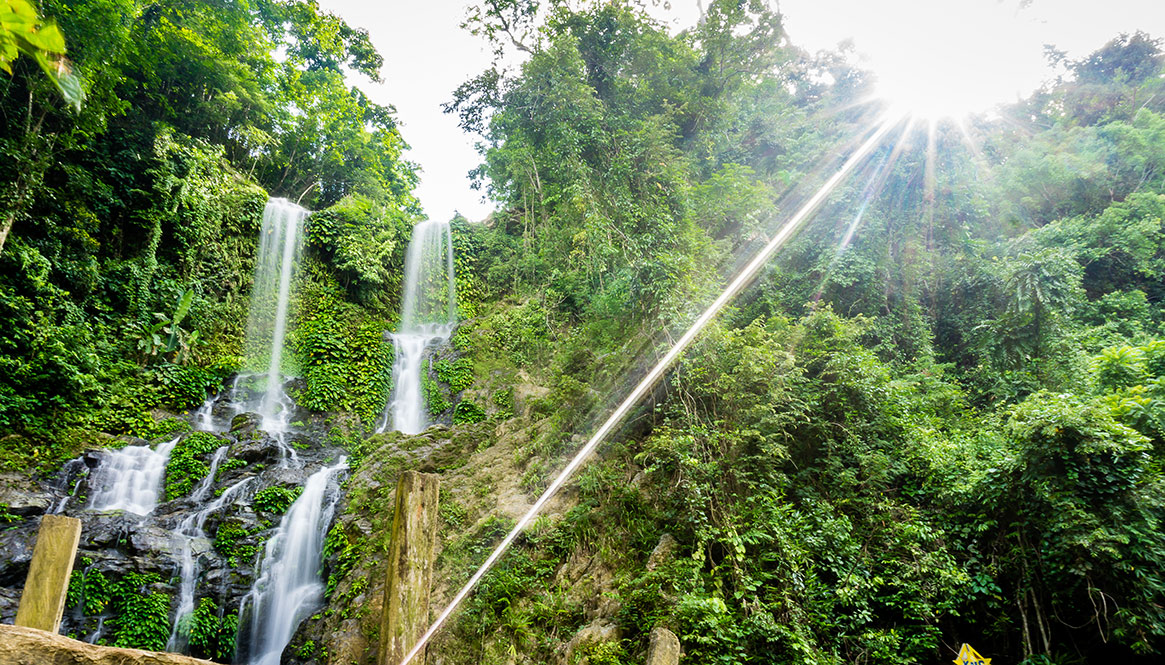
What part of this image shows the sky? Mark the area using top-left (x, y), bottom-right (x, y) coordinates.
top-left (318, 0), bottom-right (1165, 223)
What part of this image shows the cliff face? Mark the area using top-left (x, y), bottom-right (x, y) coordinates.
top-left (0, 624), bottom-right (218, 665)
top-left (0, 402), bottom-right (356, 662)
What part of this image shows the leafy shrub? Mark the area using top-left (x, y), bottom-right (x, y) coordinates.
top-left (164, 432), bottom-right (223, 500)
top-left (1093, 345), bottom-right (1148, 392)
top-left (293, 268), bottom-right (393, 423)
top-left (453, 400), bottom-right (486, 424)
top-left (109, 573), bottom-right (171, 651)
top-left (492, 388), bottom-right (515, 419)
top-left (253, 485), bottom-right (302, 514)
top-left (323, 524), bottom-right (363, 599)
top-left (213, 519), bottom-right (258, 566)
top-left (188, 597), bottom-right (238, 661)
top-left (1142, 339), bottom-right (1165, 378)
top-left (435, 357), bottom-right (475, 392)
top-left (152, 362), bottom-right (220, 410)
top-left (215, 458), bottom-right (246, 480)
top-left (65, 561), bottom-right (110, 616)
top-left (422, 358), bottom-right (451, 417)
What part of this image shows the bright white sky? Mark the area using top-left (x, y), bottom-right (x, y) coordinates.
top-left (318, 0), bottom-right (1165, 223)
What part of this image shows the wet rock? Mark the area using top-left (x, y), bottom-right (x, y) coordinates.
top-left (79, 513), bottom-right (134, 549)
top-left (231, 412), bottom-right (262, 436)
top-left (0, 586), bottom-right (21, 624)
top-left (228, 431), bottom-right (277, 464)
top-left (128, 524), bottom-right (180, 558)
top-left (557, 550), bottom-right (620, 623)
top-left (0, 473), bottom-right (52, 516)
top-left (0, 521), bottom-right (37, 585)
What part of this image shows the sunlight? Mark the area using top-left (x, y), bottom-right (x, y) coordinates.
top-left (855, 1), bottom-right (1046, 120)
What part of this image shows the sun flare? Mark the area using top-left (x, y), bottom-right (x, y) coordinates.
top-left (854, 1), bottom-right (1046, 120)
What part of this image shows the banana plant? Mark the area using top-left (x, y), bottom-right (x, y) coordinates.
top-left (136, 289), bottom-right (201, 362)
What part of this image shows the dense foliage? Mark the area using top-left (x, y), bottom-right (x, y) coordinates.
top-left (4, 1), bottom-right (1165, 664)
top-left (428, 3), bottom-right (1165, 664)
top-left (0, 0), bottom-right (419, 457)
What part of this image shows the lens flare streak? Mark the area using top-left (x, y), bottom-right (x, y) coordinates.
top-left (395, 115), bottom-right (900, 665)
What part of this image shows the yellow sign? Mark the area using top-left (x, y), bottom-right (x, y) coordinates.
top-left (953, 643), bottom-right (991, 665)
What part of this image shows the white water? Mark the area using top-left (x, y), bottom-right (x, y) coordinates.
top-left (88, 436), bottom-right (180, 514)
top-left (244, 459), bottom-right (347, 665)
top-left (377, 219), bottom-right (457, 434)
top-left (192, 397), bottom-right (216, 432)
top-left (245, 199), bottom-right (307, 437)
top-left (167, 474), bottom-right (253, 653)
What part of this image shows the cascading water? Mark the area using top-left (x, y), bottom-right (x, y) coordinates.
top-left (167, 473), bottom-right (253, 653)
top-left (242, 459), bottom-right (347, 665)
top-left (244, 198), bottom-right (308, 456)
top-left (376, 219), bottom-right (457, 434)
top-left (88, 436), bottom-right (181, 514)
top-left (192, 397), bottom-right (216, 432)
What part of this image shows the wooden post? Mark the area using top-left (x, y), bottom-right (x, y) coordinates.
top-left (379, 471), bottom-right (441, 665)
top-left (15, 514), bottom-right (82, 633)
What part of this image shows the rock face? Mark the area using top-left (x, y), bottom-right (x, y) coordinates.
top-left (646, 626), bottom-right (682, 665)
top-left (0, 388), bottom-right (354, 662)
top-left (380, 471), bottom-right (441, 665)
top-left (0, 473), bottom-right (53, 516)
top-left (14, 514), bottom-right (81, 632)
top-left (564, 619), bottom-right (622, 664)
top-left (0, 623), bottom-right (218, 665)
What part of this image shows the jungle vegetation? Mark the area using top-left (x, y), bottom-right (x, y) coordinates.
top-left (2, 1), bottom-right (1165, 664)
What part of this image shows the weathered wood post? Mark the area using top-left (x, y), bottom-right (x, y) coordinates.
top-left (379, 471), bottom-right (441, 665)
top-left (15, 514), bottom-right (82, 633)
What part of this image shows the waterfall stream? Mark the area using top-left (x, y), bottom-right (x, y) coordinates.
top-left (243, 459), bottom-right (348, 665)
top-left (166, 474), bottom-right (254, 653)
top-left (244, 198), bottom-right (307, 455)
top-left (377, 219), bottom-right (457, 434)
top-left (87, 436), bottom-right (181, 515)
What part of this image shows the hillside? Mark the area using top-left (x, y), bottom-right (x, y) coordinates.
top-left (2, 2), bottom-right (1165, 665)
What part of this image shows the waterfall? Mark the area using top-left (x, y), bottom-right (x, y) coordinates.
top-left (166, 474), bottom-right (253, 653)
top-left (377, 219), bottom-right (457, 434)
top-left (245, 198), bottom-right (307, 436)
top-left (88, 436), bottom-right (181, 515)
top-left (191, 397), bottom-right (216, 432)
top-left (243, 459), bottom-right (347, 665)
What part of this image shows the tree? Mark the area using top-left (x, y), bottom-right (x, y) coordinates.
top-left (0, 0), bottom-right (81, 107)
